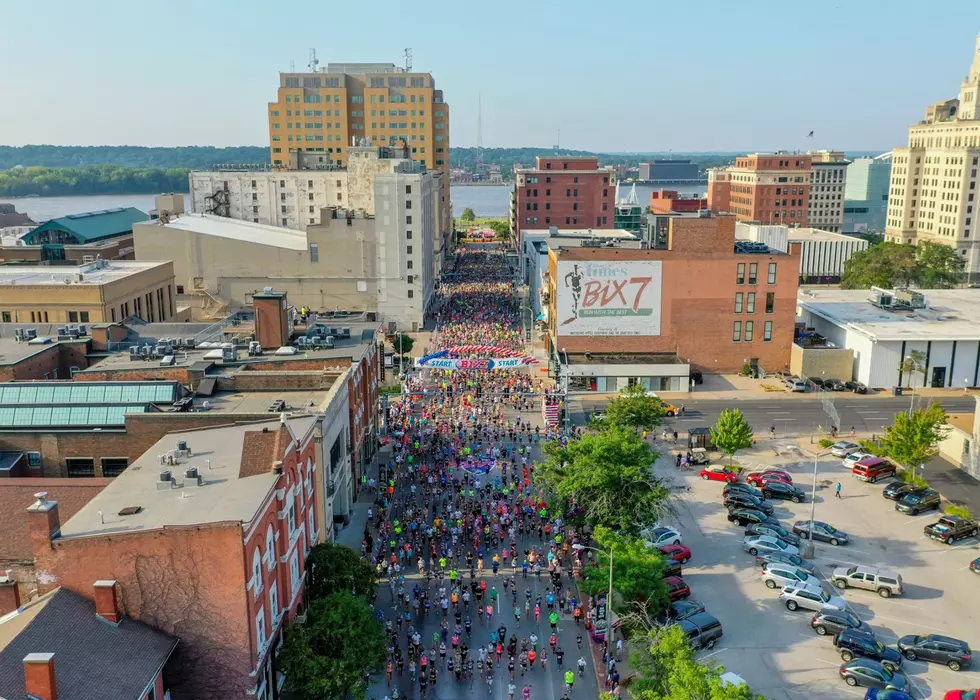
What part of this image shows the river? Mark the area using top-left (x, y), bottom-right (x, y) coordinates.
top-left (3, 183), bottom-right (707, 222)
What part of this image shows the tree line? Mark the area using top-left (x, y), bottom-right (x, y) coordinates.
top-left (0, 145), bottom-right (269, 170)
top-left (0, 165), bottom-right (188, 197)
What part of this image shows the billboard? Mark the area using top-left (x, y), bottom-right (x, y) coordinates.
top-left (556, 260), bottom-right (663, 336)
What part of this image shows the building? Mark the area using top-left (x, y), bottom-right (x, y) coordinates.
top-left (796, 287), bottom-right (980, 389)
top-left (613, 184), bottom-right (643, 233)
top-left (843, 154), bottom-right (892, 234)
top-left (885, 33), bottom-right (980, 276)
top-left (267, 61), bottom-right (451, 242)
top-left (137, 175), bottom-right (438, 330)
top-left (0, 259), bottom-right (175, 325)
top-left (546, 212), bottom-right (801, 390)
top-left (708, 153), bottom-right (812, 226)
top-left (638, 159), bottom-right (700, 182)
top-left (735, 222), bottom-right (869, 283)
top-left (0, 584), bottom-right (178, 700)
top-left (808, 151), bottom-right (849, 232)
top-left (648, 189), bottom-right (708, 215)
top-left (0, 327), bottom-right (91, 381)
top-left (25, 416), bottom-right (319, 699)
top-left (0, 207), bottom-right (146, 265)
top-left (0, 204), bottom-right (32, 229)
top-left (513, 156), bottom-right (617, 247)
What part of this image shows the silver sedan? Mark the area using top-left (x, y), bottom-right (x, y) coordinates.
top-left (742, 534), bottom-right (800, 557)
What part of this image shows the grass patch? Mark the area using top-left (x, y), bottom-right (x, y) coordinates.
top-left (761, 383), bottom-right (783, 392)
top-left (818, 438), bottom-right (835, 449)
top-left (944, 504), bottom-right (974, 519)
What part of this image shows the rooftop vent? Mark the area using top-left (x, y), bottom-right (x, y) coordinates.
top-left (894, 288), bottom-right (926, 309)
top-left (118, 506), bottom-right (142, 516)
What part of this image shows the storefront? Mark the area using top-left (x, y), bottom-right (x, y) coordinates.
top-left (561, 353), bottom-right (691, 394)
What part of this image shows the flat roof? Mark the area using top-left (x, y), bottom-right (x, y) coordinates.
top-left (568, 352), bottom-right (686, 365)
top-left (946, 412), bottom-right (974, 434)
top-left (798, 288), bottom-right (980, 342)
top-left (0, 260), bottom-right (167, 286)
top-left (523, 228), bottom-right (636, 239)
top-left (139, 213), bottom-right (308, 251)
top-left (0, 334), bottom-right (86, 366)
top-left (58, 416), bottom-right (318, 538)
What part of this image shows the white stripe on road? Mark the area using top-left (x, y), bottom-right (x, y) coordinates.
top-left (767, 411), bottom-right (793, 414)
top-left (772, 418), bottom-right (797, 421)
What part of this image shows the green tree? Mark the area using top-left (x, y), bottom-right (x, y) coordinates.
top-left (539, 426), bottom-right (672, 535)
top-left (305, 541), bottom-right (378, 602)
top-left (460, 207), bottom-right (476, 221)
top-left (580, 526), bottom-right (669, 620)
top-left (840, 242), bottom-right (919, 289)
top-left (390, 333), bottom-right (415, 356)
top-left (881, 402), bottom-right (950, 481)
top-left (595, 384), bottom-right (665, 432)
top-left (710, 409), bottom-right (755, 466)
top-left (278, 592), bottom-right (387, 700)
top-left (915, 241), bottom-right (966, 288)
top-left (487, 219), bottom-right (510, 238)
top-left (898, 349), bottom-right (928, 388)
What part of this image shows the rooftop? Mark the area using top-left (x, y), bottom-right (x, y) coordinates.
top-left (58, 416), bottom-right (318, 539)
top-left (137, 213), bottom-right (308, 251)
top-left (523, 228), bottom-right (637, 239)
top-left (946, 412), bottom-right (975, 434)
top-left (0, 333), bottom-right (87, 367)
top-left (567, 352), bottom-right (686, 365)
top-left (0, 260), bottom-right (168, 287)
top-left (24, 207), bottom-right (148, 244)
top-left (798, 288), bottom-right (980, 342)
top-left (0, 588), bottom-right (177, 700)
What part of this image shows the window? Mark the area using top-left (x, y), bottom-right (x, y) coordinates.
top-left (176, 285), bottom-right (185, 295)
top-left (101, 458), bottom-right (128, 478)
top-left (405, 200), bottom-right (412, 209)
top-left (310, 243), bottom-right (319, 262)
top-left (65, 458), bottom-right (95, 478)
top-left (0, 313), bottom-right (9, 323)
top-left (736, 263), bottom-right (745, 285)
top-left (748, 263), bottom-right (758, 284)
top-left (767, 263), bottom-right (777, 284)
top-left (405, 185), bottom-right (412, 194)
top-left (407, 260), bottom-right (413, 269)
top-left (290, 551), bottom-right (301, 598)
top-left (744, 320), bottom-right (754, 341)
top-left (407, 275), bottom-right (413, 283)
top-left (251, 548), bottom-right (263, 597)
top-left (269, 581), bottom-right (279, 622)
top-left (765, 292), bottom-right (775, 314)
top-left (746, 292), bottom-right (756, 314)
top-left (764, 321), bottom-right (773, 342)
top-left (733, 321), bottom-right (742, 342)
top-left (408, 290), bottom-right (414, 299)
top-left (265, 526), bottom-right (276, 570)
top-left (27, 451), bottom-right (41, 468)
top-left (406, 245), bottom-right (413, 254)
top-left (68, 311), bottom-right (79, 322)
top-left (255, 606), bottom-right (267, 650)
top-left (734, 293), bottom-right (743, 313)
top-left (406, 215), bottom-right (412, 224)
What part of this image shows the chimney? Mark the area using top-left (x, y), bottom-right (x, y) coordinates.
top-left (0, 569), bottom-right (20, 615)
top-left (93, 580), bottom-right (121, 624)
top-left (23, 653), bottom-right (56, 700)
top-left (27, 493), bottom-right (60, 552)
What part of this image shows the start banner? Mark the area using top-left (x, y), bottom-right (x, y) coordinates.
top-left (415, 357), bottom-right (527, 370)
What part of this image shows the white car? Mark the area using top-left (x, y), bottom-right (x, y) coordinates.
top-left (830, 441), bottom-right (861, 458)
top-left (642, 526), bottom-right (682, 547)
top-left (742, 535), bottom-right (799, 557)
top-left (779, 582), bottom-right (846, 612)
top-left (842, 451), bottom-right (872, 469)
top-left (760, 563), bottom-right (821, 590)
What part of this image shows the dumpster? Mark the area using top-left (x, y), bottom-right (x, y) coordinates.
top-left (893, 386), bottom-right (904, 397)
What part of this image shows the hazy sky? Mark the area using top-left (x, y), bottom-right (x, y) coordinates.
top-left (3, 0), bottom-right (979, 152)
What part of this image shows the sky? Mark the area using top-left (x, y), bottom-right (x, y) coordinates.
top-left (2, 0), bottom-right (980, 153)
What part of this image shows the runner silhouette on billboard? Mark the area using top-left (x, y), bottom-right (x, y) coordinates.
top-left (563, 264), bottom-right (583, 325)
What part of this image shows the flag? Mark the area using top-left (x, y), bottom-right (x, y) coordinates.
top-left (806, 130), bottom-right (814, 138)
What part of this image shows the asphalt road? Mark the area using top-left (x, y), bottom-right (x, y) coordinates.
top-left (572, 396), bottom-right (978, 437)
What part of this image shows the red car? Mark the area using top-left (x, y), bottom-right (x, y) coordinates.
top-left (657, 543), bottom-right (692, 564)
top-left (746, 470), bottom-right (793, 487)
top-left (700, 465), bottom-right (739, 483)
top-left (664, 575), bottom-right (691, 601)
top-left (944, 692), bottom-right (979, 700)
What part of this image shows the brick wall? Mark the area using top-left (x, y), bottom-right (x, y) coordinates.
top-left (74, 367), bottom-right (195, 384)
top-left (233, 371), bottom-right (336, 391)
top-left (0, 340), bottom-right (91, 382)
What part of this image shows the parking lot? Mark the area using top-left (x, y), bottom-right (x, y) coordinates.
top-left (657, 441), bottom-right (980, 699)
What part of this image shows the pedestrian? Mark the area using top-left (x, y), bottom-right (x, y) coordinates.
top-left (770, 425), bottom-right (776, 439)
top-left (835, 482), bottom-right (842, 499)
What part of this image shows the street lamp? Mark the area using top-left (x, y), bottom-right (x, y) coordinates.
top-left (572, 543), bottom-right (613, 645)
top-left (905, 355), bottom-right (916, 417)
top-left (561, 347), bottom-right (570, 437)
top-left (803, 448), bottom-right (833, 559)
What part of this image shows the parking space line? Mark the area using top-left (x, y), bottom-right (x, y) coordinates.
top-left (695, 647), bottom-right (727, 661)
top-left (868, 613), bottom-right (951, 634)
top-left (905, 674), bottom-right (925, 699)
top-left (772, 418), bottom-right (797, 421)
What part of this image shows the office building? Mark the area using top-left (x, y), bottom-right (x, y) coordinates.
top-left (513, 156), bottom-right (617, 246)
top-left (614, 184), bottom-right (643, 233)
top-left (638, 159), bottom-right (700, 182)
top-left (0, 260), bottom-right (175, 325)
top-left (708, 153), bottom-right (812, 226)
top-left (885, 33), bottom-right (980, 275)
top-left (735, 222), bottom-right (868, 283)
top-left (844, 154), bottom-right (892, 233)
top-left (808, 151), bottom-right (849, 232)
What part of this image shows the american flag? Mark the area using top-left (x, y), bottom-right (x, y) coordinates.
top-left (806, 130), bottom-right (814, 138)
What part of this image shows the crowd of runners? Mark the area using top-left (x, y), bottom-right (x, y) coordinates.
top-left (364, 247), bottom-right (617, 700)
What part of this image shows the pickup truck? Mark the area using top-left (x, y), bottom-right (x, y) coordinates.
top-left (923, 515), bottom-right (979, 544)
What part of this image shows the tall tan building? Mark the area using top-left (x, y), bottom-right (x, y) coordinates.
top-left (808, 151), bottom-right (849, 233)
top-left (886, 33), bottom-right (980, 276)
top-left (267, 62), bottom-right (451, 248)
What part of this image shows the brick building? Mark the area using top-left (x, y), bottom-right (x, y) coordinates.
top-left (708, 153), bottom-right (813, 227)
top-left (513, 156), bottom-right (617, 247)
top-left (546, 213), bottom-right (800, 389)
top-left (648, 189), bottom-right (708, 215)
top-left (26, 416), bottom-right (320, 700)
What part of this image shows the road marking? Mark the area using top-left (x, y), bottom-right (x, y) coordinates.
top-left (905, 673), bottom-right (925, 699)
top-left (868, 613), bottom-right (951, 634)
top-left (695, 647), bottom-right (728, 661)
top-left (768, 411), bottom-right (793, 414)
top-left (773, 418), bottom-right (798, 421)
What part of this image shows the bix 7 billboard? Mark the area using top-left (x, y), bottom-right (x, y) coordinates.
top-left (557, 260), bottom-right (663, 336)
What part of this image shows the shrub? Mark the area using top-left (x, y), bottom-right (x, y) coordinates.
top-left (944, 504), bottom-right (974, 519)
top-left (897, 470), bottom-right (930, 489)
top-left (818, 438), bottom-right (835, 449)
top-left (740, 362), bottom-right (753, 376)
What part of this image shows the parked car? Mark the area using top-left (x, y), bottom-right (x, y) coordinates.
top-left (666, 599), bottom-right (705, 621)
top-left (897, 634), bottom-right (973, 671)
top-left (761, 562), bottom-right (821, 589)
top-left (853, 458), bottom-right (897, 483)
top-left (793, 520), bottom-right (850, 546)
top-left (811, 608), bottom-right (868, 637)
top-left (729, 509), bottom-right (780, 527)
top-left (762, 480), bottom-right (807, 503)
top-left (745, 522), bottom-right (802, 547)
top-left (970, 556), bottom-right (980, 574)
top-left (724, 482), bottom-right (765, 500)
top-left (845, 380), bottom-right (869, 394)
top-left (895, 488), bottom-right (941, 515)
top-left (700, 465), bottom-right (739, 483)
top-left (676, 612), bottom-right (723, 649)
top-left (831, 566), bottom-right (903, 598)
top-left (642, 526), bottom-right (683, 547)
top-left (664, 575), bottom-right (691, 601)
top-left (832, 441), bottom-right (863, 457)
top-left (724, 492), bottom-right (775, 515)
top-left (826, 378), bottom-right (846, 391)
top-left (943, 691), bottom-right (979, 700)
top-left (662, 559), bottom-right (683, 578)
top-left (924, 515), bottom-right (980, 544)
top-left (835, 629), bottom-right (903, 672)
top-left (657, 543), bottom-right (692, 564)
top-left (844, 452), bottom-right (874, 469)
top-left (839, 658), bottom-right (910, 692)
top-left (811, 377), bottom-right (828, 390)
top-left (644, 391), bottom-right (678, 416)
top-left (864, 689), bottom-right (912, 700)
top-left (747, 470), bottom-right (792, 487)
top-left (780, 583), bottom-right (846, 612)
top-left (743, 534), bottom-right (800, 557)
top-left (754, 551), bottom-right (816, 573)
top-left (786, 376), bottom-right (807, 392)
top-left (882, 482), bottom-right (926, 502)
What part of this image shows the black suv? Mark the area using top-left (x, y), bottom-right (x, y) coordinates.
top-left (728, 508), bottom-right (780, 527)
top-left (845, 380), bottom-right (868, 394)
top-left (924, 515), bottom-right (980, 544)
top-left (882, 483), bottom-right (926, 502)
top-left (895, 488), bottom-right (941, 515)
top-left (762, 480), bottom-right (806, 503)
top-left (723, 492), bottom-right (775, 515)
top-left (835, 629), bottom-right (903, 672)
top-left (811, 609), bottom-right (867, 637)
top-left (897, 634), bottom-right (973, 671)
top-left (723, 482), bottom-right (765, 500)
top-left (825, 378), bottom-right (846, 391)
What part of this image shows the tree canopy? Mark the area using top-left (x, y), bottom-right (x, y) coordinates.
top-left (305, 541), bottom-right (378, 602)
top-left (841, 241), bottom-right (964, 289)
top-left (898, 350), bottom-right (928, 388)
top-left (487, 219), bottom-right (510, 237)
top-left (881, 402), bottom-right (950, 479)
top-left (539, 426), bottom-right (673, 534)
top-left (278, 592), bottom-right (386, 700)
top-left (580, 526), bottom-right (669, 618)
top-left (0, 145), bottom-right (269, 170)
top-left (594, 384), bottom-right (665, 432)
top-left (460, 207), bottom-right (476, 221)
top-left (710, 409), bottom-right (755, 466)
top-left (0, 164), bottom-right (188, 197)
top-left (390, 332), bottom-right (415, 356)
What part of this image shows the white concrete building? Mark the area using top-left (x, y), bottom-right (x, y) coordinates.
top-left (808, 151), bottom-right (849, 232)
top-left (886, 33), bottom-right (980, 276)
top-left (797, 287), bottom-right (980, 389)
top-left (736, 222), bottom-right (868, 283)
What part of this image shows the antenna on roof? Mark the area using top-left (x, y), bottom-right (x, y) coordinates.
top-left (404, 48), bottom-right (412, 72)
top-left (308, 48), bottom-right (319, 73)
top-left (553, 128), bottom-right (560, 152)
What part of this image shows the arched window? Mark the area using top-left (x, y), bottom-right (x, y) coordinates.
top-left (265, 525), bottom-right (275, 570)
top-left (252, 547), bottom-right (263, 597)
